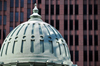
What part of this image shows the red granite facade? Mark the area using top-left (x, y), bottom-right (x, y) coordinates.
top-left (0, 0), bottom-right (100, 66)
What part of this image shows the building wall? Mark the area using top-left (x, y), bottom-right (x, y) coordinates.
top-left (0, 0), bottom-right (100, 66)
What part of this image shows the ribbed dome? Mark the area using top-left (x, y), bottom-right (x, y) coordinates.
top-left (0, 4), bottom-right (76, 66)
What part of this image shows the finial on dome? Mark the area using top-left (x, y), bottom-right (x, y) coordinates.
top-left (30, 3), bottom-right (41, 19)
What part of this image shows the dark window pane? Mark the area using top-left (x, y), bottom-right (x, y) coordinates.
top-left (56, 5), bottom-right (59, 15)
top-left (21, 0), bottom-right (24, 7)
top-left (94, 20), bottom-right (98, 30)
top-left (0, 1), bottom-right (2, 11)
top-left (20, 12), bottom-right (23, 22)
top-left (39, 8), bottom-right (41, 15)
top-left (89, 51), bottom-right (93, 61)
top-left (10, 0), bottom-right (14, 7)
top-left (27, 0), bottom-right (31, 4)
top-left (38, 0), bottom-right (41, 4)
top-left (70, 35), bottom-right (73, 45)
top-left (51, 5), bottom-right (54, 15)
top-left (95, 51), bottom-right (98, 61)
top-left (64, 20), bottom-right (67, 30)
top-left (75, 5), bottom-right (78, 15)
top-left (33, 0), bottom-right (36, 4)
top-left (75, 20), bottom-right (78, 30)
top-left (51, 20), bottom-right (54, 26)
top-left (10, 27), bottom-right (13, 32)
top-left (70, 5), bottom-right (73, 15)
top-left (0, 44), bottom-right (1, 49)
top-left (95, 35), bottom-right (98, 46)
top-left (3, 16), bottom-right (6, 25)
top-left (84, 35), bottom-right (87, 46)
top-left (56, 20), bottom-right (59, 30)
top-left (10, 12), bottom-right (13, 22)
top-left (83, 20), bottom-right (87, 30)
top-left (75, 35), bottom-right (78, 46)
top-left (89, 4), bottom-right (92, 15)
top-left (0, 29), bottom-right (1, 39)
top-left (70, 51), bottom-right (73, 61)
top-left (0, 16), bottom-right (2, 25)
top-left (64, 35), bottom-right (67, 42)
top-left (94, 4), bottom-right (98, 15)
top-left (84, 51), bottom-right (87, 61)
top-left (45, 20), bottom-right (48, 23)
top-left (45, 5), bottom-right (49, 15)
top-left (70, 20), bottom-right (73, 30)
top-left (89, 20), bottom-right (92, 30)
top-left (64, 5), bottom-right (68, 15)
top-left (89, 35), bottom-right (92, 46)
top-left (4, 1), bottom-right (7, 11)
top-left (15, 12), bottom-right (18, 22)
top-left (75, 51), bottom-right (79, 61)
top-left (27, 8), bottom-right (31, 18)
top-left (3, 29), bottom-right (6, 40)
top-left (15, 0), bottom-right (19, 7)
top-left (83, 4), bottom-right (87, 15)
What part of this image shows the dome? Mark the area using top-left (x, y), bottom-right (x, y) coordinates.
top-left (0, 4), bottom-right (77, 66)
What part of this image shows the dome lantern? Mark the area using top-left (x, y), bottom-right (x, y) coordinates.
top-left (0, 3), bottom-right (77, 66)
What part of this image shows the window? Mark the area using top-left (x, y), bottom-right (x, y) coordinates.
top-left (83, 20), bottom-right (87, 30)
top-left (70, 5), bottom-right (73, 15)
top-left (27, 8), bottom-right (31, 18)
top-left (94, 4), bottom-right (98, 15)
top-left (10, 12), bottom-right (13, 22)
top-left (64, 35), bottom-right (67, 42)
top-left (56, 20), bottom-right (59, 30)
top-left (64, 5), bottom-right (68, 15)
top-left (70, 20), bottom-right (73, 30)
top-left (95, 35), bottom-right (98, 46)
top-left (95, 51), bottom-right (98, 61)
top-left (3, 16), bottom-right (6, 25)
top-left (0, 16), bottom-right (2, 25)
top-left (64, 20), bottom-right (67, 30)
top-left (70, 35), bottom-right (73, 45)
top-left (56, 5), bottom-right (59, 15)
top-left (0, 1), bottom-right (2, 11)
top-left (0, 29), bottom-right (1, 39)
top-left (89, 51), bottom-right (92, 61)
top-left (33, 0), bottom-right (36, 4)
top-left (89, 20), bottom-right (92, 30)
top-left (50, 20), bottom-right (54, 26)
top-left (27, 0), bottom-right (31, 4)
top-left (10, 0), bottom-right (14, 7)
top-left (39, 8), bottom-right (41, 15)
top-left (84, 35), bottom-right (87, 46)
top-left (84, 51), bottom-right (87, 61)
top-left (94, 20), bottom-right (98, 30)
top-left (21, 0), bottom-right (24, 7)
top-left (75, 5), bottom-right (78, 15)
top-left (75, 50), bottom-right (79, 61)
top-left (45, 5), bottom-right (49, 15)
top-left (75, 35), bottom-right (78, 46)
top-left (89, 35), bottom-right (92, 46)
top-left (45, 20), bottom-right (48, 23)
top-left (38, 0), bottom-right (41, 4)
top-left (15, 12), bottom-right (18, 22)
top-left (4, 1), bottom-right (7, 11)
top-left (3, 29), bottom-right (6, 40)
top-left (10, 27), bottom-right (13, 32)
top-left (20, 12), bottom-right (23, 22)
top-left (15, 0), bottom-right (19, 7)
top-left (0, 44), bottom-right (1, 49)
top-left (83, 4), bottom-right (87, 15)
top-left (89, 4), bottom-right (92, 15)
top-left (70, 51), bottom-right (73, 61)
top-left (51, 5), bottom-right (54, 15)
top-left (75, 20), bottom-right (78, 30)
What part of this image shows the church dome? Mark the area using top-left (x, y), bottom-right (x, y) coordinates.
top-left (0, 4), bottom-right (77, 66)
